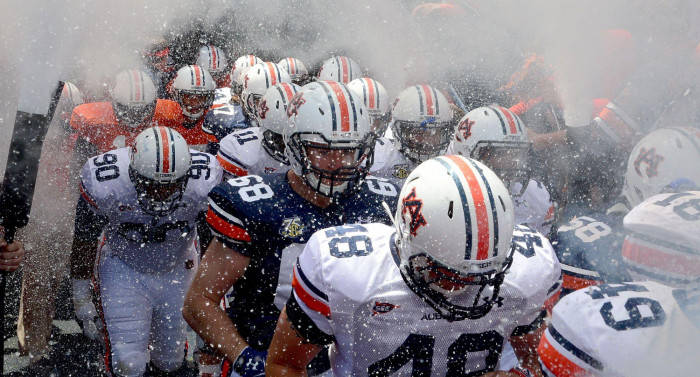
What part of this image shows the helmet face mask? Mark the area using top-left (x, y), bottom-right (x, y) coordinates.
top-left (287, 132), bottom-right (374, 199)
top-left (175, 90), bottom-right (214, 122)
top-left (129, 167), bottom-right (189, 217)
top-left (475, 144), bottom-right (530, 188)
top-left (113, 102), bottom-right (156, 128)
top-left (261, 129), bottom-right (287, 163)
top-left (393, 119), bottom-right (453, 162)
top-left (173, 65), bottom-right (216, 122)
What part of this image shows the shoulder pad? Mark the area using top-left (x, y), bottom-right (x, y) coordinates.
top-left (507, 225), bottom-right (562, 307)
top-left (79, 148), bottom-right (132, 210)
top-left (186, 151), bottom-right (223, 198)
top-left (202, 103), bottom-right (250, 141)
top-left (217, 128), bottom-right (264, 176)
top-left (70, 102), bottom-right (114, 132)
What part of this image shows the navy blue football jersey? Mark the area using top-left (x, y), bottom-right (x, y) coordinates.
top-left (206, 173), bottom-right (400, 349)
top-left (553, 205), bottom-right (631, 296)
top-left (202, 103), bottom-right (250, 155)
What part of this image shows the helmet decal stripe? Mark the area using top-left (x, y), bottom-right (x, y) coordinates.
top-left (189, 66), bottom-right (195, 86)
top-left (266, 63), bottom-right (278, 86)
top-left (465, 158), bottom-right (499, 257)
top-left (430, 86), bottom-right (440, 115)
top-left (415, 86), bottom-right (425, 115)
top-left (326, 81), bottom-right (351, 132)
top-left (248, 55), bottom-right (255, 66)
top-left (278, 83), bottom-right (294, 104)
top-left (342, 83), bottom-right (359, 131)
top-left (289, 58), bottom-right (296, 74)
top-left (167, 127), bottom-right (176, 173)
top-left (445, 155), bottom-right (491, 260)
top-left (152, 127), bottom-right (161, 173)
top-left (136, 71), bottom-right (144, 102)
top-left (193, 65), bottom-right (202, 86)
top-left (498, 106), bottom-right (518, 134)
top-left (318, 82), bottom-right (338, 131)
top-left (434, 157), bottom-right (473, 260)
top-left (344, 57), bottom-right (351, 83)
top-left (158, 127), bottom-right (171, 173)
top-left (210, 45), bottom-right (218, 70)
top-left (488, 106), bottom-right (508, 135)
top-left (371, 78), bottom-right (380, 109)
top-left (365, 78), bottom-right (376, 110)
top-left (420, 85), bottom-right (435, 116)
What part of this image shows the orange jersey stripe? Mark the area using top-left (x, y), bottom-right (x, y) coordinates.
top-left (538, 332), bottom-right (592, 377)
top-left (292, 269), bottom-right (331, 317)
top-left (622, 239), bottom-right (700, 277)
top-left (446, 155), bottom-right (490, 260)
top-left (206, 208), bottom-right (252, 242)
top-left (562, 273), bottom-right (601, 291)
top-left (79, 182), bottom-right (99, 208)
top-left (216, 155), bottom-right (248, 177)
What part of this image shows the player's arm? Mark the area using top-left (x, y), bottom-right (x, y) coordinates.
top-left (266, 306), bottom-right (323, 376)
top-left (183, 237), bottom-right (251, 363)
top-left (69, 191), bottom-right (107, 279)
top-left (509, 319), bottom-right (547, 377)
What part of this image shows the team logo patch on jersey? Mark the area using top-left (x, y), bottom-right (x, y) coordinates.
top-left (372, 301), bottom-right (400, 316)
top-left (402, 187), bottom-right (427, 237)
top-left (280, 216), bottom-right (305, 238)
top-left (633, 147), bottom-right (664, 177)
top-left (392, 164), bottom-right (410, 179)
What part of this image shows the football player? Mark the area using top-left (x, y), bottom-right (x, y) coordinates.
top-left (266, 155), bottom-right (561, 376)
top-left (278, 57), bottom-right (310, 86)
top-left (69, 127), bottom-right (222, 376)
top-left (217, 82), bottom-right (300, 178)
top-left (169, 64), bottom-right (217, 150)
top-left (448, 106), bottom-right (555, 236)
top-left (240, 62), bottom-right (292, 126)
top-left (182, 81), bottom-right (401, 377)
top-left (539, 191), bottom-right (700, 377)
top-left (196, 45), bottom-right (230, 88)
top-left (346, 77), bottom-right (391, 138)
top-left (554, 127), bottom-right (700, 296)
top-left (230, 54), bottom-right (264, 95)
top-left (371, 85), bottom-right (454, 181)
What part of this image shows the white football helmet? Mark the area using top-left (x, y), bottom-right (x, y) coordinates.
top-left (257, 82), bottom-right (301, 163)
top-left (129, 126), bottom-right (191, 216)
top-left (450, 106), bottom-right (530, 187)
top-left (277, 57), bottom-right (309, 83)
top-left (622, 191), bottom-right (700, 288)
top-left (285, 80), bottom-right (374, 198)
top-left (622, 127), bottom-right (700, 208)
top-left (231, 54), bottom-right (263, 94)
top-left (57, 81), bottom-right (84, 124)
top-left (317, 56), bottom-right (361, 84)
top-left (195, 45), bottom-right (228, 87)
top-left (390, 85), bottom-right (454, 162)
top-left (241, 62), bottom-right (291, 120)
top-left (395, 155), bottom-right (515, 321)
top-left (172, 65), bottom-right (216, 122)
top-left (347, 77), bottom-right (390, 135)
top-left (111, 69), bottom-right (157, 128)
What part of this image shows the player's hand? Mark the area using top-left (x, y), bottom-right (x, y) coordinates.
top-left (0, 231), bottom-right (25, 272)
top-left (231, 346), bottom-right (267, 377)
top-left (71, 278), bottom-right (102, 342)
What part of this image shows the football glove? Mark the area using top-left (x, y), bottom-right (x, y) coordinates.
top-left (71, 278), bottom-right (102, 341)
top-left (232, 346), bottom-right (266, 377)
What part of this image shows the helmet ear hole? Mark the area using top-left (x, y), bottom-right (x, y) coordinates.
top-left (498, 196), bottom-right (506, 211)
top-left (318, 108), bottom-right (325, 115)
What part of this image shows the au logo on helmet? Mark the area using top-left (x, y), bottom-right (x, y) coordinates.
top-left (455, 117), bottom-right (474, 142)
top-left (280, 216), bottom-right (305, 238)
top-left (287, 92), bottom-right (306, 117)
top-left (402, 187), bottom-right (427, 237)
top-left (633, 147), bottom-right (664, 177)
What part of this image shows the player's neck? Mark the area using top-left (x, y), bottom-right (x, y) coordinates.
top-left (287, 170), bottom-right (333, 209)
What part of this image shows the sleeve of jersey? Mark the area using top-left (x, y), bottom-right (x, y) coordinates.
top-left (538, 296), bottom-right (603, 377)
top-left (286, 234), bottom-right (335, 346)
top-left (554, 229), bottom-right (604, 295)
top-left (206, 184), bottom-right (255, 254)
top-left (216, 136), bottom-right (249, 177)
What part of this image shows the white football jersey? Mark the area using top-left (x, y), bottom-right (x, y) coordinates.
top-left (540, 281), bottom-right (700, 377)
top-left (216, 127), bottom-right (289, 178)
top-left (370, 137), bottom-right (415, 181)
top-left (79, 147), bottom-right (222, 273)
top-left (512, 180), bottom-right (554, 236)
top-left (213, 87), bottom-right (233, 105)
top-left (290, 223), bottom-right (561, 376)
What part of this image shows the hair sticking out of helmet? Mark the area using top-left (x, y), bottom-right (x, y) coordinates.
top-left (111, 69), bottom-right (157, 129)
top-left (129, 126), bottom-right (192, 216)
top-left (622, 127), bottom-right (700, 208)
top-left (390, 85), bottom-right (454, 163)
top-left (347, 77), bottom-right (391, 136)
top-left (258, 82), bottom-right (301, 163)
top-left (395, 155), bottom-right (515, 321)
top-left (172, 65), bottom-right (216, 122)
top-left (284, 80), bottom-right (375, 200)
top-left (622, 191), bottom-right (700, 289)
top-left (317, 56), bottom-right (362, 84)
